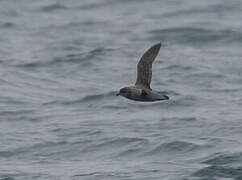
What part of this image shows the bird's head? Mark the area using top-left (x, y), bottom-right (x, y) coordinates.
top-left (116, 87), bottom-right (131, 97)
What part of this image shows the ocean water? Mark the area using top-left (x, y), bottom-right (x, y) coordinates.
top-left (1, 0), bottom-right (242, 179)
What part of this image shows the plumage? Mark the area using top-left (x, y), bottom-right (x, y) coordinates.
top-left (117, 43), bottom-right (169, 102)
top-left (135, 43), bottom-right (161, 89)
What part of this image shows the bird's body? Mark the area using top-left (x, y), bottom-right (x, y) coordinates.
top-left (117, 43), bottom-right (169, 102)
top-left (118, 85), bottom-right (168, 102)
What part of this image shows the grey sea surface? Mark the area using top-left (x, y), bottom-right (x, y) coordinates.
top-left (1, 0), bottom-right (242, 179)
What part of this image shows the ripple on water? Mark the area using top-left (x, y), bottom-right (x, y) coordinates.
top-left (42, 91), bottom-right (115, 107)
top-left (81, 137), bottom-right (149, 158)
top-left (191, 152), bottom-right (242, 179)
top-left (192, 165), bottom-right (242, 179)
top-left (147, 141), bottom-right (200, 156)
top-left (149, 28), bottom-right (242, 45)
top-left (202, 152), bottom-right (242, 166)
top-left (38, 3), bottom-right (68, 12)
top-left (0, 22), bottom-right (15, 29)
top-left (0, 176), bottom-right (16, 180)
top-left (14, 47), bottom-right (108, 69)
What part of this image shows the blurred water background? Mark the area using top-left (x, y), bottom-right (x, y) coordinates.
top-left (1, 0), bottom-right (242, 179)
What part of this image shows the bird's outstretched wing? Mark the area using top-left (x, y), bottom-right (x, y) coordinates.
top-left (135, 43), bottom-right (161, 89)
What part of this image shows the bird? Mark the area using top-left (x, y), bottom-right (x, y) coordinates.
top-left (116, 43), bottom-right (169, 102)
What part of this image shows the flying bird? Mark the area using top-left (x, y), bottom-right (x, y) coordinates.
top-left (116, 43), bottom-right (169, 102)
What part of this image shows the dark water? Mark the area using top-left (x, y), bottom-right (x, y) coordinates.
top-left (1, 0), bottom-right (242, 179)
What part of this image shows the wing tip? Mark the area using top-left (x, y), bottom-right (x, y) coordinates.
top-left (153, 42), bottom-right (162, 50)
top-left (147, 42), bottom-right (162, 56)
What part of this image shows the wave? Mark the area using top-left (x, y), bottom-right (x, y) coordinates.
top-left (163, 3), bottom-right (241, 18)
top-left (38, 3), bottom-right (68, 12)
top-left (202, 152), bottom-right (242, 165)
top-left (0, 22), bottom-right (15, 29)
top-left (15, 47), bottom-right (110, 69)
top-left (147, 141), bottom-right (200, 155)
top-left (78, 1), bottom-right (111, 10)
top-left (97, 137), bottom-right (148, 147)
top-left (149, 28), bottom-right (242, 45)
top-left (190, 152), bottom-right (242, 179)
top-left (192, 165), bottom-right (242, 179)
top-left (0, 141), bottom-right (68, 158)
top-left (81, 91), bottom-right (115, 102)
top-left (168, 95), bottom-right (198, 107)
top-left (164, 64), bottom-right (196, 72)
top-left (0, 176), bottom-right (15, 180)
top-left (42, 91), bottom-right (115, 106)
top-left (81, 137), bottom-right (148, 155)
top-left (0, 109), bottom-right (34, 117)
top-left (77, 0), bottom-right (146, 10)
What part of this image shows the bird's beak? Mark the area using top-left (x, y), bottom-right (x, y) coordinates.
top-left (116, 92), bottom-right (120, 96)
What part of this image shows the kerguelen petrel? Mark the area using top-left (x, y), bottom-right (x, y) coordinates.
top-left (116, 43), bottom-right (169, 102)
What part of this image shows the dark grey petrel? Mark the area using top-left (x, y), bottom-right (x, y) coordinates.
top-left (116, 43), bottom-right (169, 102)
